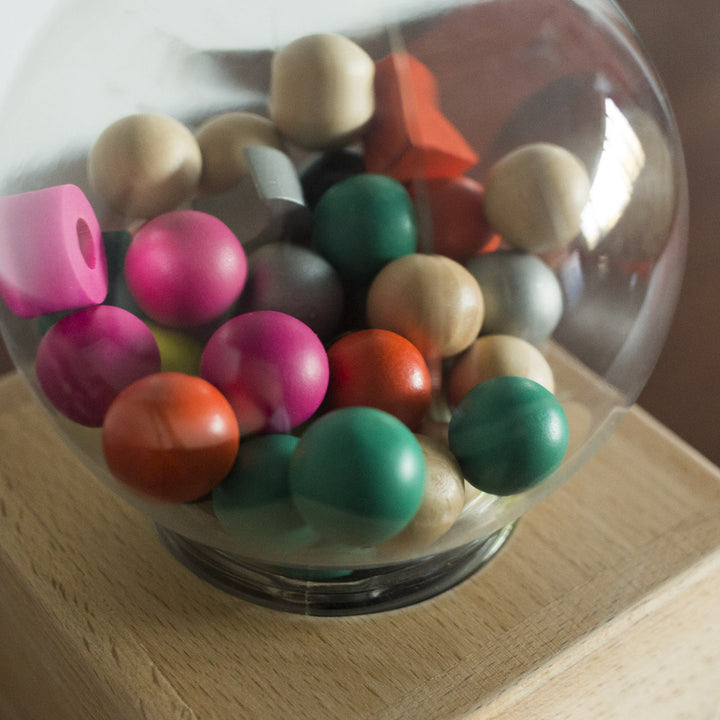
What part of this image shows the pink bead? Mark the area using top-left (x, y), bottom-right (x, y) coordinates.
top-left (201, 311), bottom-right (329, 434)
top-left (0, 184), bottom-right (108, 318)
top-left (124, 210), bottom-right (247, 328)
top-left (36, 305), bottom-right (161, 427)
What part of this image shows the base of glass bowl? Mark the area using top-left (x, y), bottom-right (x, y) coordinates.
top-left (155, 522), bottom-right (516, 616)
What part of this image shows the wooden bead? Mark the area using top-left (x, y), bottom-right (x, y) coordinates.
top-left (102, 372), bottom-right (240, 503)
top-left (381, 434), bottom-right (465, 552)
top-left (212, 434), bottom-right (314, 553)
top-left (35, 306), bottom-right (161, 427)
top-left (447, 334), bottom-right (555, 407)
top-left (326, 329), bottom-right (432, 430)
top-left (289, 407), bottom-right (426, 547)
top-left (88, 114), bottom-right (202, 219)
top-left (448, 376), bottom-right (569, 496)
top-left (195, 112), bottom-right (284, 195)
top-left (466, 251), bottom-right (563, 346)
top-left (313, 173), bottom-right (418, 286)
top-left (410, 176), bottom-right (497, 260)
top-left (364, 53), bottom-right (478, 182)
top-left (270, 33), bottom-right (375, 150)
top-left (366, 253), bottom-right (484, 359)
top-left (484, 142), bottom-right (590, 253)
top-left (241, 242), bottom-right (344, 341)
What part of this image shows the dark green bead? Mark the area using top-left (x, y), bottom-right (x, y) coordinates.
top-left (312, 173), bottom-right (417, 286)
top-left (212, 434), bottom-right (315, 552)
top-left (448, 376), bottom-right (569, 495)
top-left (289, 407), bottom-right (426, 547)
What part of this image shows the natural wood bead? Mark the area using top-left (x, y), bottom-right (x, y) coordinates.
top-left (381, 434), bottom-right (465, 552)
top-left (484, 142), bottom-right (590, 253)
top-left (88, 113), bottom-right (202, 219)
top-left (447, 334), bottom-right (555, 407)
top-left (270, 33), bottom-right (375, 150)
top-left (195, 112), bottom-right (284, 195)
top-left (366, 253), bottom-right (484, 359)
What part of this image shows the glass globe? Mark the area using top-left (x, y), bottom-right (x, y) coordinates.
top-left (0, 0), bottom-right (687, 614)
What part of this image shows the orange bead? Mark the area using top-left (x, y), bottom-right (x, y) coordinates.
top-left (102, 372), bottom-right (239, 503)
top-left (363, 53), bottom-right (478, 182)
top-left (326, 329), bottom-right (432, 430)
top-left (410, 176), bottom-right (498, 261)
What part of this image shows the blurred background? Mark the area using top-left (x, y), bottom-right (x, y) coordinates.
top-left (0, 0), bottom-right (717, 464)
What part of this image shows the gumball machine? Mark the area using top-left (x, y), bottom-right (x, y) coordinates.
top-left (0, 0), bottom-right (686, 614)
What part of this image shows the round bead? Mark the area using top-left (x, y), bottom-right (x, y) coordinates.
top-left (300, 149), bottom-right (365, 209)
top-left (36, 305), bottom-right (161, 426)
top-left (270, 33), bottom-right (375, 150)
top-left (313, 173), bottom-right (418, 286)
top-left (465, 251), bottom-right (563, 345)
top-left (146, 323), bottom-right (204, 376)
top-left (212, 434), bottom-right (314, 551)
top-left (289, 407), bottom-right (426, 546)
top-left (326, 329), bottom-right (432, 430)
top-left (448, 376), bottom-right (569, 495)
top-left (195, 112), bottom-right (284, 195)
top-left (366, 253), bottom-right (484, 359)
top-left (241, 242), bottom-right (344, 340)
top-left (200, 311), bottom-right (329, 434)
top-left (411, 176), bottom-right (497, 261)
top-left (102, 372), bottom-right (240, 503)
top-left (0, 184), bottom-right (108, 318)
top-left (484, 142), bottom-right (590, 253)
top-left (88, 114), bottom-right (202, 219)
top-left (124, 210), bottom-right (247, 328)
top-left (447, 334), bottom-right (555, 407)
top-left (381, 434), bottom-right (465, 552)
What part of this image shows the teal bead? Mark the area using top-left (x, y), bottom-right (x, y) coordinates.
top-left (289, 407), bottom-right (426, 546)
top-left (312, 173), bottom-right (418, 286)
top-left (212, 434), bottom-right (315, 552)
top-left (448, 376), bottom-right (569, 496)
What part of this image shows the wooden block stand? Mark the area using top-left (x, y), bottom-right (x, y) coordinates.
top-left (1, 371), bottom-right (720, 719)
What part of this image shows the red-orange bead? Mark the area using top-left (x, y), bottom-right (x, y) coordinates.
top-left (410, 176), bottom-right (498, 261)
top-left (102, 372), bottom-right (240, 503)
top-left (326, 329), bottom-right (432, 430)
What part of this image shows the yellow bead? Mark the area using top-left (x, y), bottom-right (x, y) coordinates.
top-left (146, 323), bottom-right (204, 376)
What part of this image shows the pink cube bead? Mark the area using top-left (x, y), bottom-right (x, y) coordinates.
top-left (0, 184), bottom-right (108, 318)
top-left (36, 305), bottom-right (161, 427)
top-left (124, 210), bottom-right (247, 328)
top-left (201, 311), bottom-right (329, 434)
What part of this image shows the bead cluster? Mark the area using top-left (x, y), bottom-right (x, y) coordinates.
top-left (0, 32), bottom-right (588, 555)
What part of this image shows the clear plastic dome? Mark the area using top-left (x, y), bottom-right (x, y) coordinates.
top-left (0, 0), bottom-right (687, 614)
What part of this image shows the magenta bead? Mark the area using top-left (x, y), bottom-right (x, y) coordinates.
top-left (36, 305), bottom-right (161, 426)
top-left (124, 210), bottom-right (247, 328)
top-left (201, 311), bottom-right (329, 434)
top-left (0, 184), bottom-right (108, 318)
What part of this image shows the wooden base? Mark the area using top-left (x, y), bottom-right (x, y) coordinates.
top-left (1, 371), bottom-right (720, 718)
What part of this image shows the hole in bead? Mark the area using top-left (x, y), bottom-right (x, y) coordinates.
top-left (76, 218), bottom-right (96, 269)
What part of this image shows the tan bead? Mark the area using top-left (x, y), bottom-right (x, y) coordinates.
top-left (367, 253), bottom-right (484, 359)
top-left (382, 434), bottom-right (465, 552)
top-left (446, 334), bottom-right (555, 407)
top-left (88, 114), bottom-right (202, 219)
top-left (269, 33), bottom-right (375, 150)
top-left (484, 142), bottom-right (590, 253)
top-left (195, 112), bottom-right (284, 194)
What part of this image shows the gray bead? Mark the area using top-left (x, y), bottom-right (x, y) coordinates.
top-left (242, 243), bottom-right (344, 340)
top-left (465, 251), bottom-right (563, 346)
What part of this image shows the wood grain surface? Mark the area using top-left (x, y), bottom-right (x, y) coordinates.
top-left (1, 370), bottom-right (719, 719)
